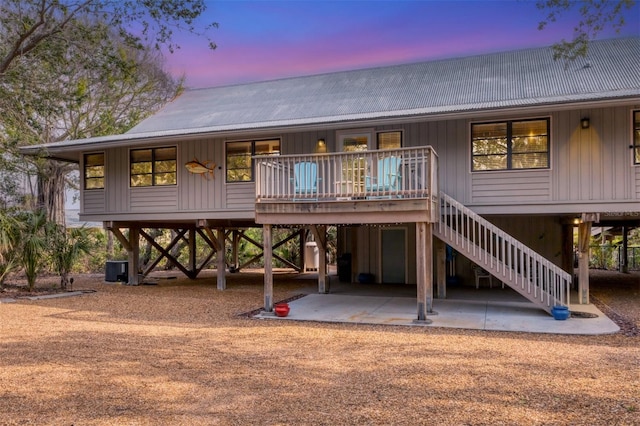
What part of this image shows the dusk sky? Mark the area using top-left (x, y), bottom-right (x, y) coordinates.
top-left (163, 0), bottom-right (640, 89)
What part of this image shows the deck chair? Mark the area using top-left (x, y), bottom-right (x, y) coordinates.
top-left (473, 265), bottom-right (504, 289)
top-left (365, 156), bottom-right (402, 197)
top-left (293, 161), bottom-right (320, 200)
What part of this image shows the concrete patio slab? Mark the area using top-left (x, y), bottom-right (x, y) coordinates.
top-left (256, 293), bottom-right (619, 335)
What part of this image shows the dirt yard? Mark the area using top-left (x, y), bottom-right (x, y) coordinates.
top-left (1, 269), bottom-right (638, 425)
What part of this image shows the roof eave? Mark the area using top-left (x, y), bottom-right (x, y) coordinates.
top-left (19, 92), bottom-right (640, 161)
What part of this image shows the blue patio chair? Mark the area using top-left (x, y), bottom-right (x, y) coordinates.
top-left (293, 161), bottom-right (320, 199)
top-left (365, 156), bottom-right (402, 197)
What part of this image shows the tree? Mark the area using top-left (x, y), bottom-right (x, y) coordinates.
top-left (0, 0), bottom-right (216, 225)
top-left (537, 0), bottom-right (636, 62)
top-left (3, 20), bottom-right (185, 224)
top-left (0, 0), bottom-right (217, 76)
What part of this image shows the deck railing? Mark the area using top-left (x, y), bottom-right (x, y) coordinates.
top-left (255, 146), bottom-right (438, 202)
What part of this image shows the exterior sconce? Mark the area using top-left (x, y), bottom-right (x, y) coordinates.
top-left (581, 117), bottom-right (590, 129)
top-left (315, 138), bottom-right (327, 153)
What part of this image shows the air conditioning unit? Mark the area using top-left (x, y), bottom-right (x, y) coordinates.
top-left (105, 261), bottom-right (128, 282)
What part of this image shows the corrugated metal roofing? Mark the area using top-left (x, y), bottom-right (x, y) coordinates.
top-left (24, 37), bottom-right (640, 155)
top-left (128, 37), bottom-right (640, 135)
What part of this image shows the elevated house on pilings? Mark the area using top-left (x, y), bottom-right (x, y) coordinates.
top-left (21, 37), bottom-right (640, 321)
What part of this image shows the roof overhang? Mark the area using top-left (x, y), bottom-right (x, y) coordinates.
top-left (19, 94), bottom-right (640, 163)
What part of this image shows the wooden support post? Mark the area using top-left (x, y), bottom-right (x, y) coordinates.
top-left (300, 228), bottom-right (306, 272)
top-left (128, 227), bottom-right (140, 285)
top-left (577, 220), bottom-right (592, 304)
top-left (217, 228), bottom-right (226, 290)
top-left (311, 225), bottom-right (329, 294)
top-left (621, 225), bottom-right (629, 274)
top-left (435, 238), bottom-right (446, 299)
top-left (415, 222), bottom-right (433, 322)
top-left (263, 224), bottom-right (273, 312)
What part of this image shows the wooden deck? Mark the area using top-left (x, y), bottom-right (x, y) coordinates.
top-left (254, 147), bottom-right (439, 225)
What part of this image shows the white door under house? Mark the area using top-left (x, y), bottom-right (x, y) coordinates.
top-left (380, 227), bottom-right (407, 284)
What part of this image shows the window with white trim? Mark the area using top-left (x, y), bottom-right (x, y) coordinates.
top-left (472, 118), bottom-right (550, 171)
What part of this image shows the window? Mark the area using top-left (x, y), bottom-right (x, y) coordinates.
top-left (226, 139), bottom-right (280, 182)
top-left (84, 153), bottom-right (104, 190)
top-left (377, 131), bottom-right (402, 150)
top-left (634, 111), bottom-right (640, 165)
top-left (472, 118), bottom-right (550, 171)
top-left (130, 147), bottom-right (177, 187)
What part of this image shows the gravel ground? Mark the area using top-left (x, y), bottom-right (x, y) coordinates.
top-left (0, 269), bottom-right (638, 425)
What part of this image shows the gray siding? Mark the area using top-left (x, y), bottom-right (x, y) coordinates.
top-left (130, 187), bottom-right (178, 212)
top-left (636, 166), bottom-right (640, 199)
top-left (471, 170), bottom-right (551, 204)
top-left (225, 183), bottom-right (255, 210)
top-left (81, 104), bottom-right (637, 219)
top-left (553, 107), bottom-right (634, 203)
top-left (83, 190), bottom-right (105, 214)
top-left (179, 137), bottom-right (222, 211)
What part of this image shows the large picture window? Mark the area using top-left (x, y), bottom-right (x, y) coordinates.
top-left (226, 139), bottom-right (280, 182)
top-left (130, 147), bottom-right (177, 187)
top-left (84, 153), bottom-right (104, 190)
top-left (633, 111), bottom-right (640, 165)
top-left (472, 118), bottom-right (550, 171)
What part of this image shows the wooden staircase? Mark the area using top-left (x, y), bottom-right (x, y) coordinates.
top-left (434, 192), bottom-right (571, 314)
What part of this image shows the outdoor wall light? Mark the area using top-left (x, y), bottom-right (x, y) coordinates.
top-left (581, 117), bottom-right (590, 129)
top-left (315, 138), bottom-right (327, 153)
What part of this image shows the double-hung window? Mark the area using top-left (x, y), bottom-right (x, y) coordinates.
top-left (130, 147), bottom-right (177, 187)
top-left (84, 153), bottom-right (105, 190)
top-left (472, 118), bottom-right (550, 171)
top-left (633, 111), bottom-right (640, 165)
top-left (226, 139), bottom-right (280, 182)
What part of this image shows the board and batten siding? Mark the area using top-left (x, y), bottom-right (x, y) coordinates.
top-left (553, 107), bottom-right (635, 203)
top-left (81, 105), bottom-right (637, 219)
top-left (178, 137), bottom-right (224, 211)
top-left (398, 106), bottom-right (638, 209)
top-left (636, 166), bottom-right (640, 199)
top-left (402, 119), bottom-right (470, 202)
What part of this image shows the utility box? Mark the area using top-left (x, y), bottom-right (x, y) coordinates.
top-left (304, 241), bottom-right (319, 271)
top-left (105, 261), bottom-right (128, 282)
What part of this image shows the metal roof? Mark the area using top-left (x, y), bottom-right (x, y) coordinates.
top-left (23, 37), bottom-right (640, 158)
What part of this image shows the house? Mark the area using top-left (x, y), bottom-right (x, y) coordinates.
top-left (21, 37), bottom-right (640, 321)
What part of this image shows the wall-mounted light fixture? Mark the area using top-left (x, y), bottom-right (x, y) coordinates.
top-left (315, 138), bottom-right (327, 153)
top-left (581, 117), bottom-right (590, 129)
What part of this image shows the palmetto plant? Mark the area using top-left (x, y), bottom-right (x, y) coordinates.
top-left (20, 210), bottom-right (49, 292)
top-left (48, 225), bottom-right (91, 290)
top-left (0, 209), bottom-right (21, 289)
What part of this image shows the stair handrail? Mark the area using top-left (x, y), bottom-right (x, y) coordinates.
top-left (438, 192), bottom-right (571, 309)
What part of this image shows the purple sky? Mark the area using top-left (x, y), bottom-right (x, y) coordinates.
top-left (165, 0), bottom-right (640, 89)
